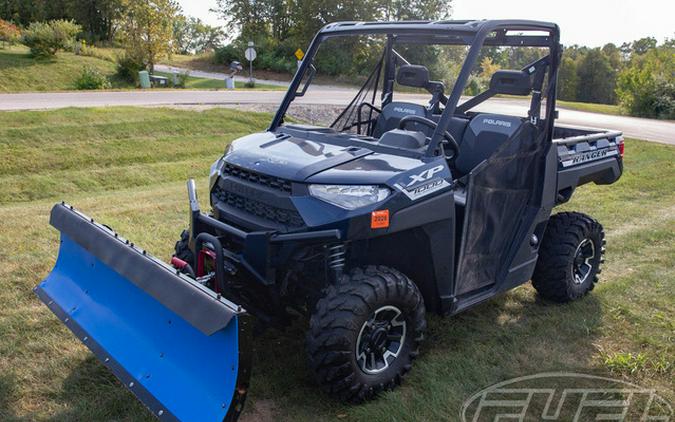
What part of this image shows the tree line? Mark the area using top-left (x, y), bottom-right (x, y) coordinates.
top-left (0, 0), bottom-right (122, 42)
top-left (0, 0), bottom-right (223, 55)
top-left (0, 0), bottom-right (223, 74)
top-left (212, 0), bottom-right (453, 75)
top-left (212, 0), bottom-right (673, 118)
top-left (476, 38), bottom-right (674, 118)
top-left (1, 0), bottom-right (673, 118)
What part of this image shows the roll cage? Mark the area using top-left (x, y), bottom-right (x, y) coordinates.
top-left (269, 20), bottom-right (562, 157)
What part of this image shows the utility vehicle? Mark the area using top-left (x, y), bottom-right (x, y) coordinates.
top-left (37, 20), bottom-right (624, 422)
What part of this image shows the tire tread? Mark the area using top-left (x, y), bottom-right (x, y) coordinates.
top-left (306, 265), bottom-right (426, 403)
top-left (532, 212), bottom-right (605, 302)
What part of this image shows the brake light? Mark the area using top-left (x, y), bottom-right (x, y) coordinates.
top-left (618, 138), bottom-right (625, 157)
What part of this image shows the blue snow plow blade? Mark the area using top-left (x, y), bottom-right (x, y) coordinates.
top-left (35, 203), bottom-right (251, 422)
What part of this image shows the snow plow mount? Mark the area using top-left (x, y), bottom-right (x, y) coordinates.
top-left (186, 179), bottom-right (342, 286)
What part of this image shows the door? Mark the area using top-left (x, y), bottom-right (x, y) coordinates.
top-left (454, 121), bottom-right (550, 295)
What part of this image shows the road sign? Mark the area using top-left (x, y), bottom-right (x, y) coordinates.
top-left (294, 48), bottom-right (305, 61)
top-left (245, 47), bottom-right (257, 62)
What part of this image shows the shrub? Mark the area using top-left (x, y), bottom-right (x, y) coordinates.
top-left (74, 66), bottom-right (111, 90)
top-left (616, 46), bottom-right (675, 119)
top-left (214, 42), bottom-right (297, 75)
top-left (0, 19), bottom-right (21, 48)
top-left (21, 20), bottom-right (81, 57)
top-left (173, 71), bottom-right (190, 88)
top-left (115, 53), bottom-right (146, 84)
top-left (213, 44), bottom-right (240, 66)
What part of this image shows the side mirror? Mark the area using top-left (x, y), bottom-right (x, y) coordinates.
top-left (396, 65), bottom-right (430, 88)
top-left (489, 70), bottom-right (532, 96)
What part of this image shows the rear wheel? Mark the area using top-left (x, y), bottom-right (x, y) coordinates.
top-left (306, 266), bottom-right (426, 403)
top-left (532, 212), bottom-right (605, 302)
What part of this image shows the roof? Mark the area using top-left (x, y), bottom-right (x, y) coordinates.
top-left (319, 19), bottom-right (559, 36)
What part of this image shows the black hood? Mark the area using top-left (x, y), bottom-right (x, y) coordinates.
top-left (223, 132), bottom-right (427, 184)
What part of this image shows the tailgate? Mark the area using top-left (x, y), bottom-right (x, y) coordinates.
top-left (554, 126), bottom-right (624, 201)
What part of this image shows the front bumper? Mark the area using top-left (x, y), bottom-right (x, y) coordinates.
top-left (186, 179), bottom-right (342, 286)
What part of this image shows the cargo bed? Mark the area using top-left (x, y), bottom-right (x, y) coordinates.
top-left (553, 125), bottom-right (624, 204)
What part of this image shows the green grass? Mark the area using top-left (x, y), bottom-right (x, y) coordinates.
top-left (0, 45), bottom-right (124, 92)
top-left (0, 107), bottom-right (672, 421)
top-left (0, 45), bottom-right (282, 92)
top-left (154, 71), bottom-right (286, 90)
top-left (160, 52), bottom-right (214, 71)
top-left (557, 99), bottom-right (624, 116)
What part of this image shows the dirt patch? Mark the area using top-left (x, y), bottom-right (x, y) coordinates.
top-left (239, 398), bottom-right (277, 422)
top-left (223, 103), bottom-right (344, 127)
top-left (165, 103), bottom-right (344, 127)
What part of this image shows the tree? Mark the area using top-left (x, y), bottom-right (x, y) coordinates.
top-left (67, 0), bottom-right (123, 43)
top-left (0, 18), bottom-right (20, 48)
top-left (601, 42), bottom-right (623, 70)
top-left (380, 0), bottom-right (452, 21)
top-left (173, 15), bottom-right (224, 54)
top-left (0, 0), bottom-right (121, 42)
top-left (119, 0), bottom-right (179, 72)
top-left (0, 0), bottom-right (70, 26)
top-left (214, 0), bottom-right (270, 41)
top-left (576, 49), bottom-right (617, 104)
top-left (214, 0), bottom-right (454, 77)
top-left (631, 36), bottom-right (657, 55)
top-left (21, 19), bottom-right (81, 57)
top-left (616, 43), bottom-right (675, 119)
top-left (557, 56), bottom-right (578, 101)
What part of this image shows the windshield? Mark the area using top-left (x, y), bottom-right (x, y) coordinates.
top-left (283, 34), bottom-right (470, 134)
top-left (271, 23), bottom-right (559, 157)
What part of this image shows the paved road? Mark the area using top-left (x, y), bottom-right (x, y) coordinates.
top-left (1, 89), bottom-right (673, 145)
top-left (154, 64), bottom-right (292, 88)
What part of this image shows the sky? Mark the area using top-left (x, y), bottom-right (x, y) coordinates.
top-left (178, 0), bottom-right (674, 48)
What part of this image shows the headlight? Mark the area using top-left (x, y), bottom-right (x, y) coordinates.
top-left (309, 185), bottom-right (390, 210)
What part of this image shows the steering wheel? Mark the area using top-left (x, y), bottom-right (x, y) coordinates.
top-left (398, 115), bottom-right (459, 161)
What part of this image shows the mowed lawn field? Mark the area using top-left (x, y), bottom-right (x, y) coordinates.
top-left (0, 46), bottom-right (282, 92)
top-left (0, 107), bottom-right (672, 421)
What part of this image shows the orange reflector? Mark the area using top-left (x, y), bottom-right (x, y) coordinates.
top-left (371, 210), bottom-right (390, 229)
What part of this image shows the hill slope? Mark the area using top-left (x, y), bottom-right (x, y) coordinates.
top-left (0, 45), bottom-right (121, 92)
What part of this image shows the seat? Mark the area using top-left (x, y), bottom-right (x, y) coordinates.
top-left (452, 114), bottom-right (523, 177)
top-left (372, 65), bottom-right (437, 138)
top-left (371, 102), bottom-right (430, 138)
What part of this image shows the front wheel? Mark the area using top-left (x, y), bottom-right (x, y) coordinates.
top-left (173, 229), bottom-right (194, 266)
top-left (306, 266), bottom-right (426, 403)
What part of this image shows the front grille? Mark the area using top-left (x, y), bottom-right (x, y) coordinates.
top-left (212, 185), bottom-right (304, 228)
top-left (222, 163), bottom-right (292, 193)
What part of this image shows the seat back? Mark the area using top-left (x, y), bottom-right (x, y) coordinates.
top-left (371, 102), bottom-right (430, 138)
top-left (453, 114), bottom-right (523, 176)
